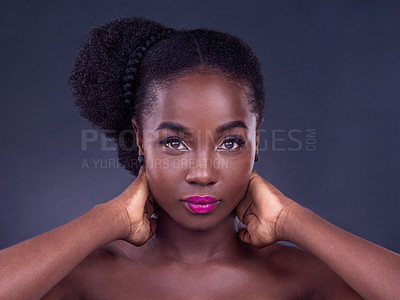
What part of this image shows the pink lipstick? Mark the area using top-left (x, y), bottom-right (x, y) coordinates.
top-left (182, 196), bottom-right (220, 214)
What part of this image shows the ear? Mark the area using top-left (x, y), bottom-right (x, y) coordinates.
top-left (131, 117), bottom-right (144, 155)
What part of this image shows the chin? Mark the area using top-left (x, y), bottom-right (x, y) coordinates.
top-left (174, 209), bottom-right (236, 232)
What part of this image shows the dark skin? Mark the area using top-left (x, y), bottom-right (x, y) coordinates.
top-left (45, 72), bottom-right (358, 299)
top-left (1, 71), bottom-right (399, 299)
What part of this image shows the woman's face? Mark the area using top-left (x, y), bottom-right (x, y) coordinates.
top-left (135, 72), bottom-right (259, 230)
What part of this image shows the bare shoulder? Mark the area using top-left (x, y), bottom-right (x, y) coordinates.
top-left (42, 241), bottom-right (130, 299)
top-left (263, 242), bottom-right (362, 299)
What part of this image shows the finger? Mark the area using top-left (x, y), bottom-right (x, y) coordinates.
top-left (238, 228), bottom-right (251, 244)
top-left (242, 212), bottom-right (251, 226)
top-left (245, 212), bottom-right (260, 225)
top-left (148, 191), bottom-right (155, 205)
top-left (137, 162), bottom-right (146, 174)
top-left (120, 166), bottom-right (147, 196)
top-left (235, 174), bottom-right (258, 221)
top-left (149, 217), bottom-right (157, 238)
top-left (235, 197), bottom-right (252, 224)
top-left (133, 218), bottom-right (151, 247)
top-left (128, 167), bottom-right (150, 216)
top-left (147, 188), bottom-right (158, 217)
top-left (144, 197), bottom-right (155, 217)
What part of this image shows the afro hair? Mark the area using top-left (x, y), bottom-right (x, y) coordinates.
top-left (69, 17), bottom-right (265, 177)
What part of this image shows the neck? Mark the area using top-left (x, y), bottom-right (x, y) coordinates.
top-left (148, 208), bottom-right (244, 264)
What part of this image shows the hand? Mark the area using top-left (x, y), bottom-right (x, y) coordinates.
top-left (109, 166), bottom-right (157, 246)
top-left (235, 170), bottom-right (294, 248)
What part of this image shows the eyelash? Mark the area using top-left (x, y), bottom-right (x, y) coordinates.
top-left (160, 136), bottom-right (187, 151)
top-left (160, 136), bottom-right (246, 151)
top-left (218, 136), bottom-right (246, 151)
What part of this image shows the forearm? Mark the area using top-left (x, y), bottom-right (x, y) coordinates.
top-left (0, 202), bottom-right (124, 300)
top-left (278, 202), bottom-right (400, 300)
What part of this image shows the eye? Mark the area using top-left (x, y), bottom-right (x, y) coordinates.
top-left (218, 137), bottom-right (246, 151)
top-left (161, 137), bottom-right (188, 150)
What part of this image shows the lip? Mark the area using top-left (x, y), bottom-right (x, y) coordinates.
top-left (182, 196), bottom-right (221, 214)
top-left (184, 196), bottom-right (218, 204)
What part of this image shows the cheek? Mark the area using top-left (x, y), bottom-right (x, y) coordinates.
top-left (145, 154), bottom-right (186, 201)
top-left (216, 152), bottom-right (253, 206)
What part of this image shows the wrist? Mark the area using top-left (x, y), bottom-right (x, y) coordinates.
top-left (91, 201), bottom-right (130, 243)
top-left (274, 200), bottom-right (310, 242)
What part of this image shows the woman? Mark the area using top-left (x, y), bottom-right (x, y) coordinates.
top-left (1, 17), bottom-right (399, 299)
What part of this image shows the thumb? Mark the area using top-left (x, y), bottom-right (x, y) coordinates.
top-left (148, 217), bottom-right (157, 239)
top-left (238, 228), bottom-right (251, 244)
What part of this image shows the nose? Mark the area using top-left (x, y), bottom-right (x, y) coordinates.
top-left (185, 151), bottom-right (218, 186)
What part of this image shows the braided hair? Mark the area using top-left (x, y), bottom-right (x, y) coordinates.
top-left (69, 17), bottom-right (265, 177)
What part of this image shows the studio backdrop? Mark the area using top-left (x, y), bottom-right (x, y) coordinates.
top-left (1, 0), bottom-right (399, 252)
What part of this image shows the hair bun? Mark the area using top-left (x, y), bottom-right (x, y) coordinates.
top-left (69, 17), bottom-right (167, 134)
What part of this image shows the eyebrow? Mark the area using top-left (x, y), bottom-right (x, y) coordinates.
top-left (155, 122), bottom-right (191, 135)
top-left (155, 120), bottom-right (248, 135)
top-left (216, 120), bottom-right (248, 133)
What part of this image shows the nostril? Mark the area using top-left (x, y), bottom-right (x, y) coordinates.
top-left (189, 180), bottom-right (216, 186)
top-left (185, 157), bottom-right (218, 185)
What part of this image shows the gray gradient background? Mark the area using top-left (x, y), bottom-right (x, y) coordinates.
top-left (1, 1), bottom-right (399, 252)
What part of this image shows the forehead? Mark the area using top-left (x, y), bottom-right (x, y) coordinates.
top-left (144, 72), bottom-right (256, 132)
